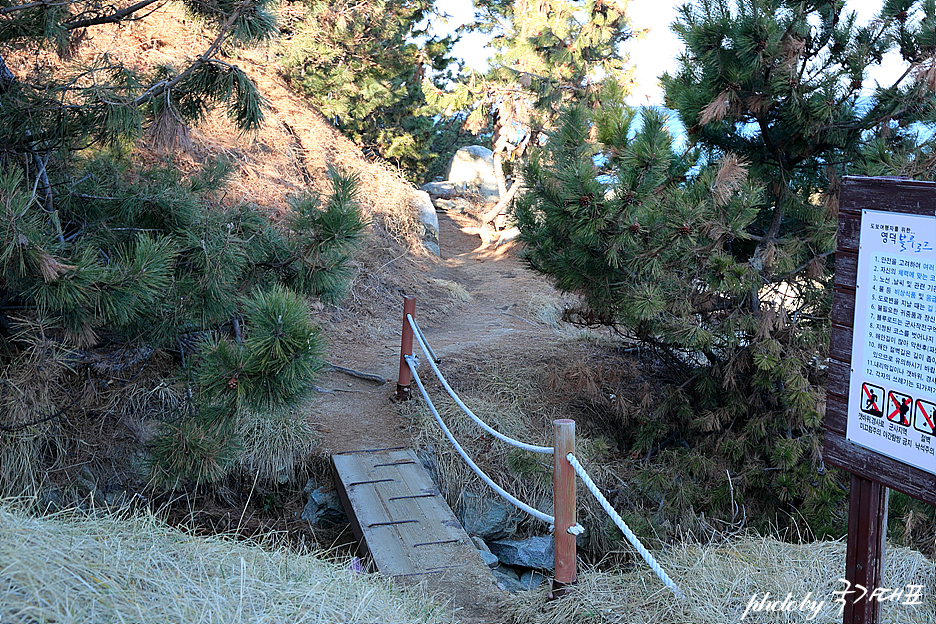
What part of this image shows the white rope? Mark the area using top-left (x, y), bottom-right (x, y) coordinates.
top-left (407, 315), bottom-right (554, 455)
top-left (567, 452), bottom-right (685, 599)
top-left (405, 355), bottom-right (555, 525)
top-left (407, 315), bottom-right (438, 364)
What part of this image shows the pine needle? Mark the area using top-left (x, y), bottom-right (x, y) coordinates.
top-left (699, 90), bottom-right (732, 126)
top-left (711, 153), bottom-right (749, 207)
top-left (35, 250), bottom-right (77, 283)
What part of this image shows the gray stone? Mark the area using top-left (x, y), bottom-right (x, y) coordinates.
top-left (488, 535), bottom-right (554, 570)
top-left (491, 564), bottom-right (524, 593)
top-left (433, 197), bottom-right (475, 214)
top-left (446, 146), bottom-right (500, 202)
top-left (301, 483), bottom-right (347, 526)
top-left (519, 570), bottom-right (547, 590)
top-left (458, 491), bottom-right (517, 540)
top-left (420, 181), bottom-right (461, 199)
top-left (480, 550), bottom-right (500, 568)
top-left (410, 190), bottom-right (440, 256)
top-left (36, 487), bottom-right (66, 513)
top-left (471, 535), bottom-right (491, 553)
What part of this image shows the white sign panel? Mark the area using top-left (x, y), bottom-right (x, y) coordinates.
top-left (847, 209), bottom-right (936, 475)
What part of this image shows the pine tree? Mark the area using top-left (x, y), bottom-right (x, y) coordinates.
top-left (429, 0), bottom-right (638, 209)
top-left (281, 0), bottom-right (458, 179)
top-left (0, 3), bottom-right (368, 492)
top-left (515, 0), bottom-right (936, 538)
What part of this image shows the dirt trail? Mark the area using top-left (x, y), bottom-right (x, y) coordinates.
top-left (308, 211), bottom-right (560, 623)
top-left (311, 211), bottom-right (557, 454)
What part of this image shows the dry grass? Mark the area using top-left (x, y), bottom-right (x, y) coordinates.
top-left (405, 345), bottom-right (622, 551)
top-left (0, 500), bottom-right (444, 624)
top-left (502, 535), bottom-right (935, 624)
top-left (430, 278), bottom-right (474, 303)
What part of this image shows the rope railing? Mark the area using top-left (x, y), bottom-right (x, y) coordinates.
top-left (407, 314), bottom-right (554, 455)
top-left (566, 452), bottom-right (685, 598)
top-left (404, 354), bottom-right (555, 525)
top-left (407, 314), bottom-right (438, 365)
top-left (396, 296), bottom-right (683, 599)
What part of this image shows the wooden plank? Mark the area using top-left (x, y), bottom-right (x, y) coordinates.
top-left (828, 358), bottom-right (850, 401)
top-left (833, 252), bottom-right (858, 290)
top-left (829, 325), bottom-right (853, 364)
top-left (826, 391), bottom-right (847, 435)
top-left (823, 433), bottom-right (936, 506)
top-left (332, 448), bottom-right (486, 578)
top-left (841, 176), bottom-right (936, 215)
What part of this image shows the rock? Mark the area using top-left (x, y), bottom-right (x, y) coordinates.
top-left (471, 535), bottom-right (491, 553)
top-left (519, 570), bottom-right (547, 590)
top-left (494, 226), bottom-right (520, 247)
top-left (420, 181), bottom-right (461, 199)
top-left (35, 487), bottom-right (66, 513)
top-left (410, 190), bottom-right (440, 256)
top-left (458, 491), bottom-right (517, 540)
top-left (446, 146), bottom-right (500, 202)
top-left (488, 535), bottom-right (554, 570)
top-left (423, 240), bottom-right (440, 256)
top-left (480, 550), bottom-right (500, 569)
top-left (491, 564), bottom-right (524, 593)
top-left (301, 482), bottom-right (347, 526)
top-left (433, 197), bottom-right (475, 214)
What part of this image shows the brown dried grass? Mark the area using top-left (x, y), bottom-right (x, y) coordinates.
top-left (501, 536), bottom-right (935, 624)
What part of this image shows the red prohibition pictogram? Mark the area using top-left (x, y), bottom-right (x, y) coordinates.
top-left (887, 390), bottom-right (913, 427)
top-left (860, 382), bottom-right (884, 418)
top-left (915, 399), bottom-right (936, 436)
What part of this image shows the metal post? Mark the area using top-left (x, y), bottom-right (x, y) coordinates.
top-left (395, 296), bottom-right (416, 401)
top-left (550, 419), bottom-right (576, 598)
top-left (843, 474), bottom-right (887, 624)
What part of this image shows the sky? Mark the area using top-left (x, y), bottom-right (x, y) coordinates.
top-left (441, 0), bottom-right (894, 106)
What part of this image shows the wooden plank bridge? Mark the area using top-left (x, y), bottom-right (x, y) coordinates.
top-left (332, 447), bottom-right (491, 579)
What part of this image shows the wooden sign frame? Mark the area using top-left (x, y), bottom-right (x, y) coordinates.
top-left (826, 176), bottom-right (936, 503)
top-left (826, 176), bottom-right (935, 624)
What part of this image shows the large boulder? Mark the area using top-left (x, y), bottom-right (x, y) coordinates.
top-left (446, 146), bottom-right (500, 202)
top-left (410, 190), bottom-right (440, 256)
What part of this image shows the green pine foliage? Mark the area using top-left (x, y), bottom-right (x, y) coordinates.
top-left (517, 0), bottom-right (936, 539)
top-left (515, 93), bottom-right (844, 536)
top-left (431, 0), bottom-right (636, 141)
top-left (0, 156), bottom-right (366, 490)
top-left (280, 0), bottom-right (457, 179)
top-left (0, 0), bottom-right (275, 153)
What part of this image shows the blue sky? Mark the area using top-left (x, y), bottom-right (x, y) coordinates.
top-left (440, 0), bottom-right (895, 105)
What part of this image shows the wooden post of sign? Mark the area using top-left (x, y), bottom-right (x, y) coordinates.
top-left (395, 296), bottom-right (416, 401)
top-left (843, 475), bottom-right (888, 624)
top-left (549, 419), bottom-right (577, 599)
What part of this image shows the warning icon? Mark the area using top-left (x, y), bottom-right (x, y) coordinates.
top-left (915, 399), bottom-right (936, 437)
top-left (860, 383), bottom-right (884, 418)
top-left (887, 391), bottom-right (913, 427)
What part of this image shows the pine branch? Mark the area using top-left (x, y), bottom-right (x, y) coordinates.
top-left (132, 0), bottom-right (254, 108)
top-left (63, 0), bottom-right (165, 29)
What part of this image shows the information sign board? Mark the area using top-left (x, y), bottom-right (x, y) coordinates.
top-left (825, 177), bottom-right (936, 507)
top-left (846, 210), bottom-right (936, 474)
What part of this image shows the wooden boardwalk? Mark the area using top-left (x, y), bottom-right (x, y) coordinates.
top-left (332, 447), bottom-right (486, 578)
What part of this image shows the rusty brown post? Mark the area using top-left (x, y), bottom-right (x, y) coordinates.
top-left (843, 474), bottom-right (887, 624)
top-left (550, 419), bottom-right (576, 598)
top-left (395, 296), bottom-right (416, 401)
